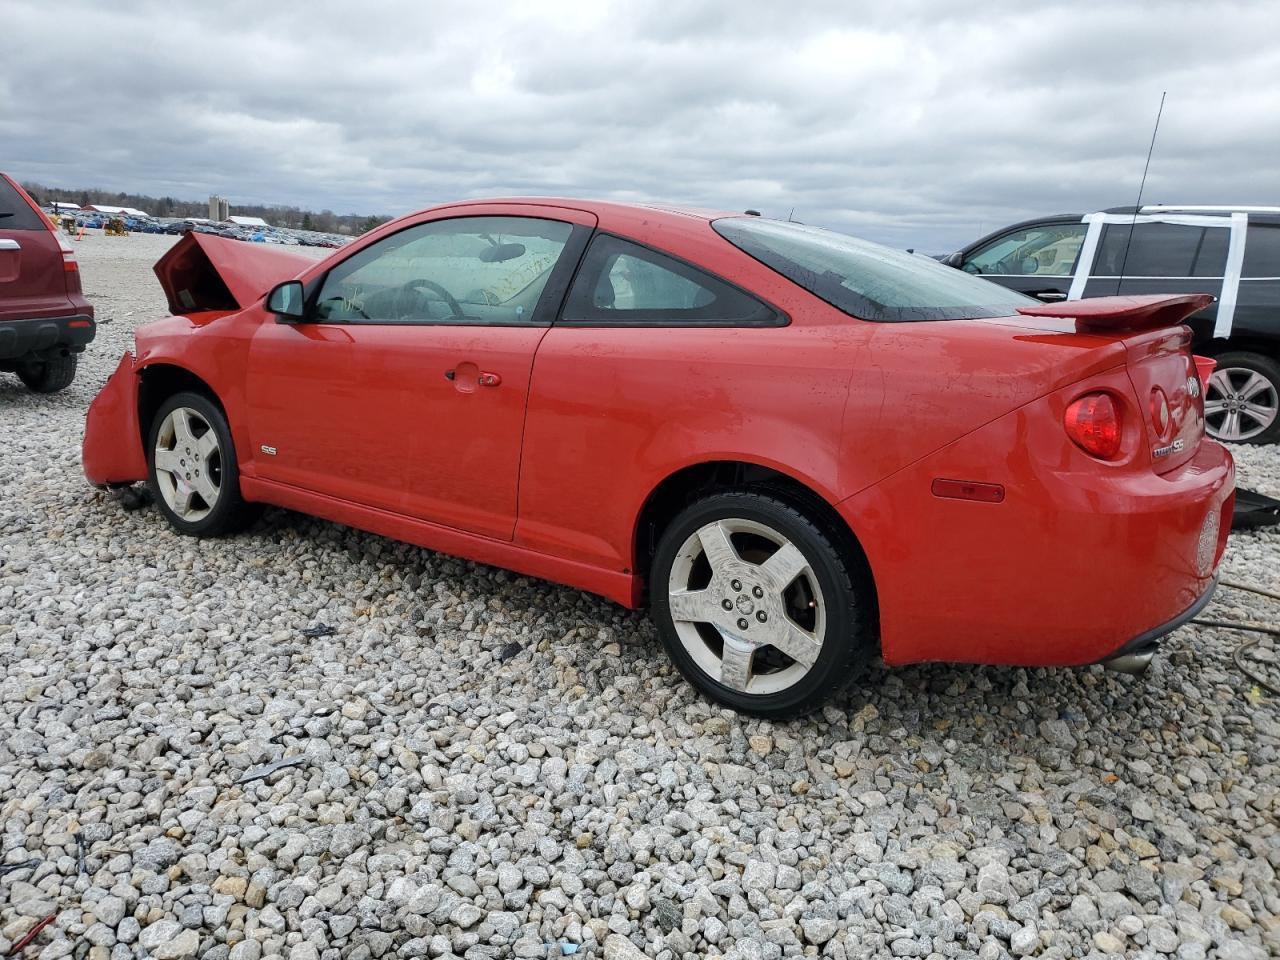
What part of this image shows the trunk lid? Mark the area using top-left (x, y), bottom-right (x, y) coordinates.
top-left (154, 231), bottom-right (312, 315)
top-left (1015, 294), bottom-right (1212, 474)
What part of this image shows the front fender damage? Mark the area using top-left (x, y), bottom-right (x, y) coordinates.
top-left (82, 351), bottom-right (147, 487)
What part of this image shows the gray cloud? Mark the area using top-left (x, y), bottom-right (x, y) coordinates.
top-left (3, 0), bottom-right (1277, 251)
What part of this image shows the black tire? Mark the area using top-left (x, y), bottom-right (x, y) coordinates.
top-left (650, 491), bottom-right (873, 718)
top-left (1204, 351), bottom-right (1280, 445)
top-left (16, 354), bottom-right (77, 393)
top-left (147, 391), bottom-right (256, 537)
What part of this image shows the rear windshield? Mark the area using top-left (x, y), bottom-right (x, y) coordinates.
top-left (713, 217), bottom-right (1036, 322)
top-left (0, 178), bottom-right (46, 231)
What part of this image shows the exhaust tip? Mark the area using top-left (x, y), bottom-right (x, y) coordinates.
top-left (1102, 649), bottom-right (1156, 675)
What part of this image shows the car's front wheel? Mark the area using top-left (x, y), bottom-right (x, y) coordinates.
top-left (650, 491), bottom-right (873, 718)
top-left (148, 391), bottom-right (256, 536)
top-left (1204, 351), bottom-right (1280, 444)
top-left (16, 354), bottom-right (77, 393)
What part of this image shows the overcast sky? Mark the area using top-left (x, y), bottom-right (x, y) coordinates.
top-left (4, 0), bottom-right (1278, 250)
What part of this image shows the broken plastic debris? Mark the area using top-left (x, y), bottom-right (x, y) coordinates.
top-left (301, 624), bottom-right (336, 638)
top-left (237, 754), bottom-right (310, 784)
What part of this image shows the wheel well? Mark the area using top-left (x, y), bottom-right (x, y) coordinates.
top-left (634, 460), bottom-right (878, 618)
top-left (137, 364), bottom-right (225, 446)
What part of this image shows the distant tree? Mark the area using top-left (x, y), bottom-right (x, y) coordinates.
top-left (301, 213), bottom-right (313, 231)
top-left (79, 191), bottom-right (90, 207)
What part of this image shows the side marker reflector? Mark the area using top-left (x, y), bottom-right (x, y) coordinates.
top-left (931, 478), bottom-right (1005, 503)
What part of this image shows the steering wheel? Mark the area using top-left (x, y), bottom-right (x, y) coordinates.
top-left (402, 278), bottom-right (463, 318)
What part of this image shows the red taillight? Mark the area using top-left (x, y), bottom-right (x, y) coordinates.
top-left (1064, 392), bottom-right (1122, 459)
top-left (57, 235), bottom-right (78, 271)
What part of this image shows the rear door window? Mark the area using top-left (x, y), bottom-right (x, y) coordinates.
top-left (1242, 224), bottom-right (1280, 278)
top-left (1094, 222), bottom-right (1211, 277)
top-left (0, 178), bottom-right (47, 231)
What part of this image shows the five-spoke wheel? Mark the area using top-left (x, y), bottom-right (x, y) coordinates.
top-left (153, 406), bottom-right (223, 522)
top-left (651, 492), bottom-right (872, 717)
top-left (148, 391), bottom-right (256, 536)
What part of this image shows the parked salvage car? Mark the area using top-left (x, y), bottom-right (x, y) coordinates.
top-left (82, 199), bottom-right (1234, 716)
top-left (943, 205), bottom-right (1280, 443)
top-left (0, 173), bottom-right (95, 392)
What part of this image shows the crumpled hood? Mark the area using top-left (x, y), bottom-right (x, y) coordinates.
top-left (154, 232), bottom-right (312, 315)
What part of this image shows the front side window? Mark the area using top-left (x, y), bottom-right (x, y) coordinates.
top-left (561, 234), bottom-right (778, 325)
top-left (962, 223), bottom-right (1087, 277)
top-left (314, 216), bottom-right (573, 324)
top-left (713, 217), bottom-right (1035, 322)
top-left (1093, 222), bottom-right (1223, 277)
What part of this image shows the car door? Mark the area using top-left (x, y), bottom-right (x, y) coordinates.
top-left (958, 220), bottom-right (1087, 302)
top-left (0, 175), bottom-right (73, 323)
top-left (246, 207), bottom-right (595, 540)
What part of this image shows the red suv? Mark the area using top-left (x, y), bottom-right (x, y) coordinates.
top-left (0, 173), bottom-right (94, 392)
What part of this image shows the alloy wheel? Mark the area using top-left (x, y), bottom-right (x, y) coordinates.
top-left (153, 407), bottom-right (222, 521)
top-left (666, 518), bottom-right (826, 695)
top-left (1205, 367), bottom-right (1279, 442)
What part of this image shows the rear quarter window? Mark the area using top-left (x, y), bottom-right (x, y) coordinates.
top-left (0, 178), bottom-right (47, 231)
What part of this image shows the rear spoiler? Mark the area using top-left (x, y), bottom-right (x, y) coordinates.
top-left (154, 232), bottom-right (312, 315)
top-left (1016, 294), bottom-right (1214, 333)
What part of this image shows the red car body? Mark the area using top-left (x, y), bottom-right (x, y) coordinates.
top-left (83, 199), bottom-right (1233, 674)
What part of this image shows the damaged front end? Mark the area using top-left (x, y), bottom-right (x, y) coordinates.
top-left (154, 231), bottom-right (313, 314)
top-left (82, 350), bottom-right (147, 488)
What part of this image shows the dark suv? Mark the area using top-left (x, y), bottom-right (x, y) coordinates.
top-left (0, 173), bottom-right (95, 392)
top-left (943, 205), bottom-right (1280, 443)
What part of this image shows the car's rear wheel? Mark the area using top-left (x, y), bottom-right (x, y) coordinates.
top-left (16, 354), bottom-right (77, 393)
top-left (1204, 351), bottom-right (1280, 444)
top-left (148, 391), bottom-right (255, 536)
top-left (650, 491), bottom-right (872, 718)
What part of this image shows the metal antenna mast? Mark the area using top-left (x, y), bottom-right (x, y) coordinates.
top-left (1117, 91), bottom-right (1167, 284)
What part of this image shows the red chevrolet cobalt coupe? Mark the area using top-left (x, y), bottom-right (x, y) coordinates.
top-left (83, 199), bottom-right (1234, 717)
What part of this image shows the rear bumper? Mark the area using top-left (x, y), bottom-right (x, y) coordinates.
top-left (840, 395), bottom-right (1235, 669)
top-left (83, 351), bottom-right (147, 488)
top-left (0, 313), bottom-right (96, 361)
top-left (1096, 574), bottom-right (1218, 672)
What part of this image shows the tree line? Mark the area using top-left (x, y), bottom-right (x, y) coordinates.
top-left (18, 181), bottom-right (392, 235)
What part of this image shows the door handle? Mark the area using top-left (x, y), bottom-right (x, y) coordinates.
top-left (0, 239), bottom-right (20, 251)
top-left (1033, 291), bottom-right (1067, 302)
top-left (444, 366), bottom-right (500, 389)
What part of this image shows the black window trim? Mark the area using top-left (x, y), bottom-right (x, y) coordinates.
top-left (299, 214), bottom-right (593, 328)
top-left (553, 231), bottom-right (788, 329)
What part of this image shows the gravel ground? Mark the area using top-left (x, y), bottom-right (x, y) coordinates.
top-left (1, 232), bottom-right (1278, 960)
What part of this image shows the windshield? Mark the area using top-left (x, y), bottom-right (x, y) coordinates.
top-left (713, 217), bottom-right (1036, 322)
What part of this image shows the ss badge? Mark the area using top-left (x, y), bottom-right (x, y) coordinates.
top-left (260, 444), bottom-right (278, 456)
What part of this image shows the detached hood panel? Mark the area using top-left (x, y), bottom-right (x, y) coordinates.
top-left (154, 232), bottom-right (313, 315)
